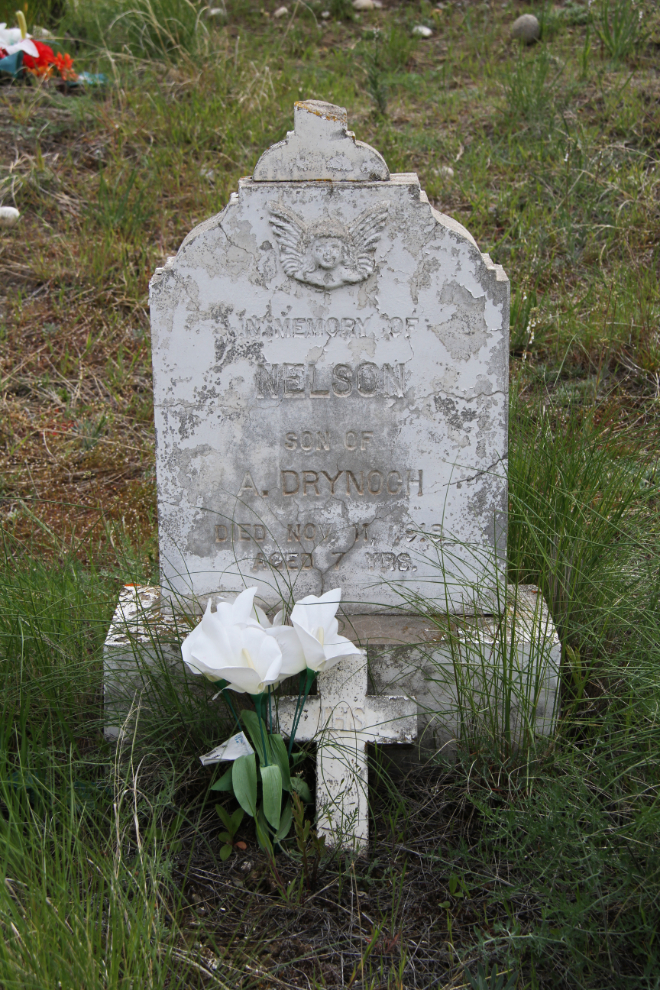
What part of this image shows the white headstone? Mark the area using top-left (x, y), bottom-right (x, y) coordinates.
top-left (150, 100), bottom-right (509, 614)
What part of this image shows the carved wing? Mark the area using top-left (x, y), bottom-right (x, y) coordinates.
top-left (268, 202), bottom-right (307, 278)
top-left (349, 202), bottom-right (389, 278)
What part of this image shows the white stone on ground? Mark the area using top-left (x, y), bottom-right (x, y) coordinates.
top-left (353, 0), bottom-right (375, 10)
top-left (205, 7), bottom-right (226, 18)
top-left (412, 24), bottom-right (433, 37)
top-left (273, 6), bottom-right (288, 17)
top-left (321, 9), bottom-right (331, 17)
top-left (436, 165), bottom-right (454, 178)
top-left (0, 207), bottom-right (20, 227)
top-left (511, 13), bottom-right (540, 43)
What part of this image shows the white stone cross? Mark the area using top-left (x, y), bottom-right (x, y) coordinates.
top-left (277, 654), bottom-right (417, 852)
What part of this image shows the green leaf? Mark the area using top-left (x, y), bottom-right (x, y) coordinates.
top-left (290, 776), bottom-right (313, 803)
top-left (232, 754), bottom-right (258, 817)
top-left (218, 830), bottom-right (233, 843)
top-left (448, 873), bottom-right (458, 896)
top-left (270, 733), bottom-right (291, 792)
top-left (261, 764), bottom-right (283, 830)
top-left (219, 843), bottom-right (233, 862)
top-left (215, 804), bottom-right (232, 830)
top-left (210, 766), bottom-right (234, 792)
top-left (255, 806), bottom-right (274, 856)
top-left (230, 808), bottom-right (244, 833)
top-left (241, 710), bottom-right (272, 765)
top-left (274, 798), bottom-right (293, 843)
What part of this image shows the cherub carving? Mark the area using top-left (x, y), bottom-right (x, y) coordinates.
top-left (268, 201), bottom-right (389, 289)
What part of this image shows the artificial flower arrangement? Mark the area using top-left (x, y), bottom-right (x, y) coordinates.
top-left (181, 587), bottom-right (363, 859)
top-left (0, 12), bottom-right (77, 82)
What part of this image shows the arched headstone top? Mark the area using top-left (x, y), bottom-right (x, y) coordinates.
top-left (253, 100), bottom-right (390, 182)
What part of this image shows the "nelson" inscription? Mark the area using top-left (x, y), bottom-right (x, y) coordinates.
top-left (256, 362), bottom-right (406, 400)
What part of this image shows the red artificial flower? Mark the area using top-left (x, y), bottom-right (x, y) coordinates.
top-left (23, 40), bottom-right (56, 75)
top-left (54, 52), bottom-right (76, 81)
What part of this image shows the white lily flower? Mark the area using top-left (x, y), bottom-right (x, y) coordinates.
top-left (250, 598), bottom-right (308, 679)
top-left (0, 22), bottom-right (38, 56)
top-left (290, 588), bottom-right (364, 673)
top-left (213, 585), bottom-right (262, 626)
top-left (4, 39), bottom-right (39, 56)
top-left (0, 24), bottom-right (24, 46)
top-left (181, 600), bottom-right (283, 694)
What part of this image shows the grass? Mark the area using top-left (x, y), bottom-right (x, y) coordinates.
top-left (1, 0), bottom-right (660, 985)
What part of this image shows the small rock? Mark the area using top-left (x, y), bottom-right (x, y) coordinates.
top-left (412, 24), bottom-right (433, 37)
top-left (0, 207), bottom-right (20, 228)
top-left (321, 9), bottom-right (331, 17)
top-left (511, 13), bottom-right (540, 43)
top-left (205, 7), bottom-right (227, 17)
top-left (273, 5), bottom-right (288, 17)
top-left (234, 841), bottom-right (247, 850)
top-left (436, 165), bottom-right (454, 178)
top-left (353, 0), bottom-right (375, 9)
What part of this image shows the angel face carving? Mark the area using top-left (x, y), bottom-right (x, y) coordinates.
top-left (268, 201), bottom-right (389, 290)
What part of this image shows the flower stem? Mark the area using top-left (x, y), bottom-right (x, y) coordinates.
top-left (253, 693), bottom-right (270, 766)
top-left (220, 684), bottom-right (241, 732)
top-left (288, 668), bottom-right (317, 756)
top-left (287, 671), bottom-right (306, 757)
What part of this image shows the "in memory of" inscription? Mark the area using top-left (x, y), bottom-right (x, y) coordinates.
top-left (240, 315), bottom-right (419, 340)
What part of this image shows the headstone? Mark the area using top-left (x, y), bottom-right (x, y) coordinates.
top-left (150, 99), bottom-right (509, 614)
top-left (105, 102), bottom-right (560, 852)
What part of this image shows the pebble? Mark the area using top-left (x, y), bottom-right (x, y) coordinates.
top-left (412, 25), bottom-right (433, 37)
top-left (436, 165), bottom-right (454, 178)
top-left (321, 9), bottom-right (331, 16)
top-left (205, 7), bottom-right (227, 17)
top-left (0, 207), bottom-right (20, 228)
top-left (353, 0), bottom-right (375, 9)
top-left (511, 13), bottom-right (540, 43)
top-left (273, 6), bottom-right (288, 17)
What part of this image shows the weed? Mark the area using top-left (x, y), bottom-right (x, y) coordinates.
top-left (328, 0), bottom-right (354, 22)
top-left (88, 168), bottom-right (152, 240)
top-left (593, 0), bottom-right (647, 62)
top-left (502, 47), bottom-right (562, 125)
top-left (363, 38), bottom-right (389, 117)
top-left (465, 963), bottom-right (518, 990)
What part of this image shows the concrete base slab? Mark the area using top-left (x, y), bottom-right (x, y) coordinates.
top-left (103, 584), bottom-right (560, 847)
